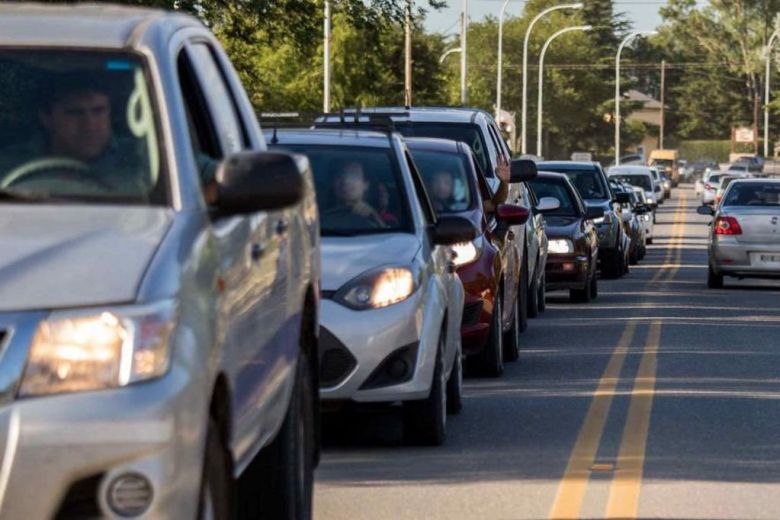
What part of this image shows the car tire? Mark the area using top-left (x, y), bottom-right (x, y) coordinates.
top-left (646, 237), bottom-right (653, 245)
top-left (528, 264), bottom-right (540, 318)
top-left (570, 272), bottom-right (592, 303)
top-left (589, 267), bottom-right (598, 299)
top-left (404, 339), bottom-right (447, 446)
top-left (198, 419), bottom-right (232, 520)
top-left (518, 253), bottom-right (529, 332)
top-left (707, 265), bottom-right (724, 289)
top-left (629, 241), bottom-right (639, 265)
top-left (239, 351), bottom-right (314, 520)
top-left (537, 273), bottom-right (547, 313)
top-left (478, 293), bottom-right (505, 375)
top-left (504, 291), bottom-right (521, 363)
top-left (604, 249), bottom-right (622, 279)
top-left (446, 343), bottom-right (463, 415)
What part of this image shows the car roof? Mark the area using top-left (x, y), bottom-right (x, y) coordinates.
top-left (0, 3), bottom-right (200, 49)
top-left (727, 177), bottom-right (780, 184)
top-left (608, 165), bottom-right (653, 175)
top-left (535, 171), bottom-right (569, 181)
top-left (358, 106), bottom-right (491, 124)
top-left (267, 128), bottom-right (395, 149)
top-left (404, 137), bottom-right (465, 154)
top-left (537, 161), bottom-right (601, 170)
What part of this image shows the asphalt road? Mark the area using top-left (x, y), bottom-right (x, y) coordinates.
top-left (314, 184), bottom-right (780, 520)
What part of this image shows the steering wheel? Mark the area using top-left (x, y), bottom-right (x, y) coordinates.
top-left (1, 157), bottom-right (110, 190)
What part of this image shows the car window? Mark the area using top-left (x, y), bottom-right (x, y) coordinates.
top-left (0, 49), bottom-right (165, 204)
top-left (539, 167), bottom-right (609, 200)
top-left (404, 150), bottom-right (437, 227)
top-left (529, 178), bottom-right (579, 217)
top-left (723, 182), bottom-right (780, 207)
top-left (709, 174), bottom-right (723, 184)
top-left (409, 149), bottom-right (473, 215)
top-left (395, 122), bottom-right (493, 178)
top-left (273, 144), bottom-right (411, 235)
top-left (610, 174), bottom-right (653, 191)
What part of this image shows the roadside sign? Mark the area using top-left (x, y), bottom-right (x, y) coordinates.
top-left (571, 152), bottom-right (592, 162)
top-left (733, 127), bottom-right (755, 143)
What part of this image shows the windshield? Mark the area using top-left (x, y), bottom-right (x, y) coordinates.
top-left (541, 167), bottom-right (609, 200)
top-left (651, 159), bottom-right (675, 168)
top-left (409, 149), bottom-right (473, 214)
top-left (529, 178), bottom-right (578, 217)
top-left (394, 122), bottom-right (492, 177)
top-left (0, 50), bottom-right (164, 205)
top-left (611, 174), bottom-right (652, 191)
top-left (708, 174), bottom-right (723, 184)
top-left (723, 182), bottom-right (780, 207)
top-left (273, 145), bottom-right (410, 236)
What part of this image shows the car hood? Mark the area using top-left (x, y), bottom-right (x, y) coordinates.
top-left (321, 233), bottom-right (421, 291)
top-left (543, 215), bottom-right (580, 237)
top-left (0, 205), bottom-right (172, 312)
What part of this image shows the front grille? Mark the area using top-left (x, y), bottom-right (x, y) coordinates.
top-left (319, 327), bottom-right (357, 388)
top-left (54, 473), bottom-right (103, 520)
top-left (462, 301), bottom-right (483, 327)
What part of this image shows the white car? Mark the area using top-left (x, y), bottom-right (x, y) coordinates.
top-left (607, 165), bottom-right (658, 224)
top-left (701, 171), bottom-right (729, 205)
top-left (632, 186), bottom-right (655, 244)
top-left (269, 127), bottom-right (473, 446)
top-left (649, 166), bottom-right (666, 204)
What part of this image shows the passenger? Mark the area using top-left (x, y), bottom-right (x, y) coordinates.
top-left (429, 169), bottom-right (456, 212)
top-left (376, 183), bottom-right (399, 226)
top-left (576, 174), bottom-right (600, 199)
top-left (322, 160), bottom-right (386, 229)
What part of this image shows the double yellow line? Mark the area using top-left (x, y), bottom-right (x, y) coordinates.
top-left (548, 193), bottom-right (688, 519)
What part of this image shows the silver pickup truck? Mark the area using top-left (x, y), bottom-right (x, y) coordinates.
top-left (0, 4), bottom-right (319, 519)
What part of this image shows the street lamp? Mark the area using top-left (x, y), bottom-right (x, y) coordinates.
top-left (521, 2), bottom-right (583, 154)
top-left (496, 0), bottom-right (516, 120)
top-left (323, 0), bottom-right (331, 112)
top-left (440, 47), bottom-right (462, 64)
top-left (764, 30), bottom-right (780, 158)
top-left (536, 25), bottom-right (592, 157)
top-left (615, 30), bottom-right (657, 166)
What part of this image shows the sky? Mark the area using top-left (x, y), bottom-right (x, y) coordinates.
top-left (424, 0), bottom-right (670, 36)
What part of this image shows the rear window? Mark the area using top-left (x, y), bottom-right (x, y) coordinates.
top-left (723, 182), bottom-right (780, 207)
top-left (409, 149), bottom-right (473, 214)
top-left (394, 122), bottom-right (492, 178)
top-left (709, 174), bottom-right (723, 184)
top-left (539, 166), bottom-right (609, 200)
top-left (529, 177), bottom-right (579, 217)
top-left (271, 144), bottom-right (411, 236)
top-left (610, 174), bottom-right (652, 191)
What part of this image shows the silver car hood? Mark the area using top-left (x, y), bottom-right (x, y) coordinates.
top-left (321, 233), bottom-right (421, 291)
top-left (0, 205), bottom-right (172, 312)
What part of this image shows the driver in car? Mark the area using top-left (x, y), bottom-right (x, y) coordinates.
top-left (0, 74), bottom-right (218, 201)
top-left (429, 169), bottom-right (456, 212)
top-left (321, 160), bottom-right (386, 229)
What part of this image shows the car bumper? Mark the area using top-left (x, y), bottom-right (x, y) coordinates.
top-left (545, 253), bottom-right (589, 291)
top-left (318, 289), bottom-right (441, 403)
top-left (0, 369), bottom-right (202, 520)
top-left (710, 238), bottom-right (780, 277)
top-left (456, 258), bottom-right (497, 357)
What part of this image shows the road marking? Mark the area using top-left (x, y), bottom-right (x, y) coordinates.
top-left (664, 192), bottom-right (689, 281)
top-left (651, 195), bottom-right (688, 283)
top-left (547, 322), bottom-right (637, 520)
top-left (605, 320), bottom-right (661, 519)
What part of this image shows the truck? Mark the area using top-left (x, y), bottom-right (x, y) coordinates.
top-left (648, 149), bottom-right (681, 186)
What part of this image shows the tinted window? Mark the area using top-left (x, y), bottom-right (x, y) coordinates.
top-left (395, 122), bottom-right (492, 178)
top-left (529, 178), bottom-right (578, 217)
top-left (611, 174), bottom-right (652, 191)
top-left (0, 50), bottom-right (164, 204)
top-left (539, 167), bottom-right (609, 200)
top-left (708, 174), bottom-right (723, 184)
top-left (723, 182), bottom-right (780, 207)
top-left (410, 149), bottom-right (473, 214)
top-left (273, 145), bottom-right (410, 235)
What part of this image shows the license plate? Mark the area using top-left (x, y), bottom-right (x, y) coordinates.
top-left (752, 253), bottom-right (780, 266)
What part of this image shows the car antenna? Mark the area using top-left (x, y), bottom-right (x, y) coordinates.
top-left (339, 108), bottom-right (345, 124)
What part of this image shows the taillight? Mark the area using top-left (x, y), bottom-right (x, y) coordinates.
top-left (714, 216), bottom-right (742, 235)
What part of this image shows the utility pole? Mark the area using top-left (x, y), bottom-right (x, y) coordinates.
top-left (460, 0), bottom-right (468, 105)
top-left (404, 0), bottom-right (412, 107)
top-left (323, 0), bottom-right (331, 113)
top-left (660, 59), bottom-right (665, 149)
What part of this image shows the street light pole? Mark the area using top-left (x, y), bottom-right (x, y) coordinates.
top-left (461, 0), bottom-right (468, 105)
top-left (404, 0), bottom-right (413, 108)
top-left (537, 25), bottom-right (591, 157)
top-left (764, 30), bottom-right (780, 158)
top-left (521, 2), bottom-right (583, 154)
top-left (323, 0), bottom-right (331, 112)
top-left (496, 0), bottom-right (513, 120)
top-left (615, 30), bottom-right (657, 166)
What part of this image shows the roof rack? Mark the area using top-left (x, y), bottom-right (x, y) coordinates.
top-left (314, 110), bottom-right (410, 133)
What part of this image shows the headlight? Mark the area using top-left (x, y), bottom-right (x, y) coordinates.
top-left (548, 238), bottom-right (574, 254)
top-left (334, 267), bottom-right (417, 310)
top-left (20, 302), bottom-right (175, 397)
top-left (450, 236), bottom-right (484, 267)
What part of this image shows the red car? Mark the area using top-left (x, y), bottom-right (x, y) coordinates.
top-left (407, 138), bottom-right (536, 376)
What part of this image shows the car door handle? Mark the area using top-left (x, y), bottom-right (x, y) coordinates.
top-left (250, 243), bottom-right (266, 261)
top-left (275, 219), bottom-right (289, 235)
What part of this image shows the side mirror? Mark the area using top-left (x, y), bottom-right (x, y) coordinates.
top-left (510, 159), bottom-right (538, 183)
top-left (614, 192), bottom-right (632, 204)
top-left (496, 204), bottom-right (530, 225)
top-left (217, 151), bottom-right (304, 215)
top-left (536, 196), bottom-right (561, 213)
top-left (432, 215), bottom-right (479, 245)
top-left (585, 205), bottom-right (605, 220)
top-left (697, 205), bottom-right (715, 216)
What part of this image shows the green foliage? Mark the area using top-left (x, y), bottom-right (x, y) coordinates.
top-left (676, 140), bottom-right (731, 162)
